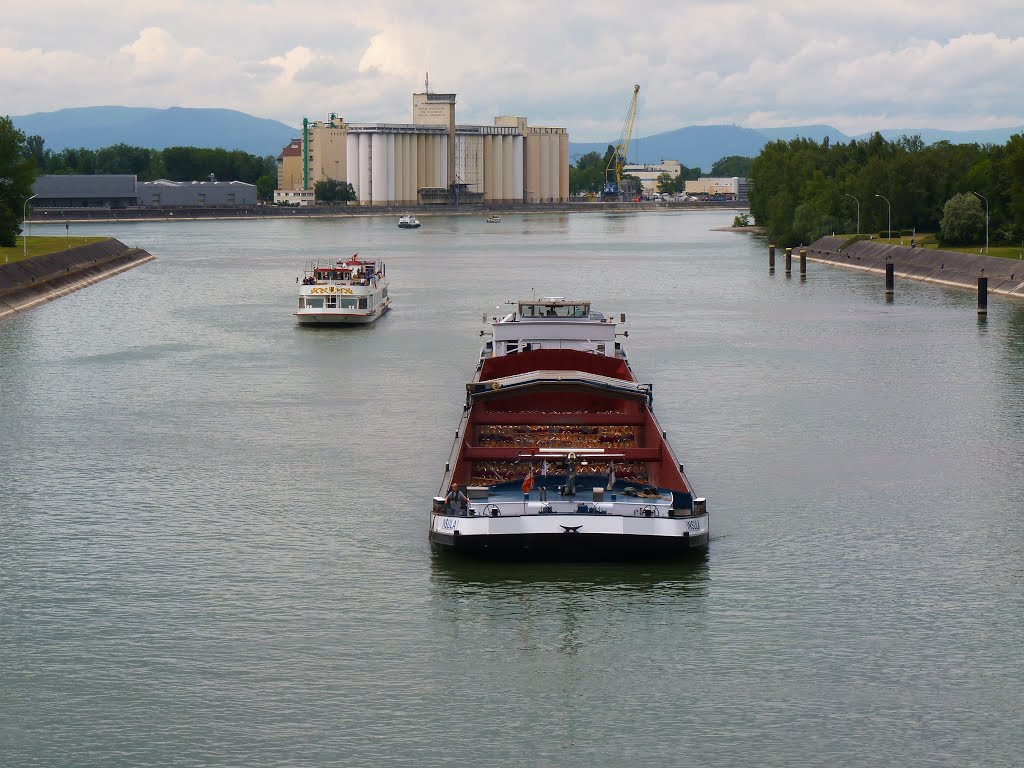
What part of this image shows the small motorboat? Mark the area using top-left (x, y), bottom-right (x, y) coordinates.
top-left (398, 215), bottom-right (421, 229)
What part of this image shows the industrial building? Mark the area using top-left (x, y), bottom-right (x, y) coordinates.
top-left (684, 177), bottom-right (751, 202)
top-left (277, 89), bottom-right (569, 206)
top-left (622, 160), bottom-right (683, 196)
top-left (137, 179), bottom-right (256, 207)
top-left (276, 139), bottom-right (304, 192)
top-left (31, 175), bottom-right (139, 209)
top-left (30, 175), bottom-right (257, 208)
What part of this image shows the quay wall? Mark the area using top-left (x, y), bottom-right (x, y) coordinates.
top-left (27, 200), bottom-right (747, 224)
top-left (805, 237), bottom-right (1024, 300)
top-left (0, 239), bottom-right (155, 321)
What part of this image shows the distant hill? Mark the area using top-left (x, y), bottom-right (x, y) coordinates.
top-left (571, 123), bottom-right (1024, 172)
top-left (754, 125), bottom-right (851, 144)
top-left (11, 106), bottom-right (298, 157)
top-left (13, 106), bottom-right (1022, 171)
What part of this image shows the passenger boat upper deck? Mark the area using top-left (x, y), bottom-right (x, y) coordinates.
top-left (295, 254), bottom-right (390, 325)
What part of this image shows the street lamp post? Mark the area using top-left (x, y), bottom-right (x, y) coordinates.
top-left (874, 194), bottom-right (891, 241)
top-left (844, 193), bottom-right (860, 235)
top-left (971, 191), bottom-right (989, 254)
top-left (21, 193), bottom-right (38, 261)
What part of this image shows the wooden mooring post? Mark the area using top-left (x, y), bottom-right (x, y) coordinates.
top-left (785, 247), bottom-right (792, 275)
top-left (978, 275), bottom-right (988, 315)
top-left (885, 260), bottom-right (895, 296)
top-left (769, 244), bottom-right (775, 272)
top-left (799, 248), bottom-right (807, 277)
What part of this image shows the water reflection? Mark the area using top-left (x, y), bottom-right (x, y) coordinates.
top-left (430, 553), bottom-right (709, 594)
top-left (430, 555), bottom-right (710, 660)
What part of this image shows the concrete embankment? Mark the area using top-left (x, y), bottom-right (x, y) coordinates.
top-left (28, 200), bottom-right (747, 224)
top-left (0, 239), bottom-right (154, 321)
top-left (805, 237), bottom-right (1024, 300)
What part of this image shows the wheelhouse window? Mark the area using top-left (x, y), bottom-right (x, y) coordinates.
top-left (519, 302), bottom-right (590, 318)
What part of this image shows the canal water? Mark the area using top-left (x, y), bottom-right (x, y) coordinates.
top-left (2, 211), bottom-right (1022, 767)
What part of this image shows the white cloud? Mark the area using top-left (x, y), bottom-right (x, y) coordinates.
top-left (1, 1), bottom-right (1023, 140)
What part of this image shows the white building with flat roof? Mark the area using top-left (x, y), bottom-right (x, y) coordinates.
top-left (684, 177), bottom-right (750, 201)
top-left (623, 160), bottom-right (682, 195)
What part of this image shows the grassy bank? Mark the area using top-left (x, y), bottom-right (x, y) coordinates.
top-left (1, 236), bottom-right (109, 265)
top-left (837, 233), bottom-right (1024, 260)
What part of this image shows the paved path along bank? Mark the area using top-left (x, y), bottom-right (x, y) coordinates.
top-left (805, 237), bottom-right (1024, 300)
top-left (0, 239), bottom-right (154, 321)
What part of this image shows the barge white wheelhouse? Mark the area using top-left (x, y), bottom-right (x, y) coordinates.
top-left (429, 297), bottom-right (709, 559)
top-left (295, 255), bottom-right (390, 325)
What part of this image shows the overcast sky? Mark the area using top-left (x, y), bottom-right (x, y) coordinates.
top-left (4, 0), bottom-right (1023, 141)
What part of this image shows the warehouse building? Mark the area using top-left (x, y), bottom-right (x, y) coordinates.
top-left (623, 160), bottom-right (683, 196)
top-left (137, 179), bottom-right (256, 207)
top-left (31, 175), bottom-right (257, 208)
top-left (277, 89), bottom-right (569, 206)
top-left (684, 177), bottom-right (750, 202)
top-left (31, 175), bottom-right (139, 208)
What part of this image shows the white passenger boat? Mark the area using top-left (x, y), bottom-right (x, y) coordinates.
top-left (429, 297), bottom-right (709, 559)
top-left (295, 254), bottom-right (390, 325)
top-left (486, 215), bottom-right (502, 223)
top-left (398, 215), bottom-right (421, 229)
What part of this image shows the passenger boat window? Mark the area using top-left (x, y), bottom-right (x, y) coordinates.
top-left (506, 342), bottom-right (519, 354)
top-left (358, 298), bottom-right (368, 309)
top-left (298, 297), bottom-right (305, 308)
top-left (326, 296), bottom-right (337, 308)
top-left (597, 343), bottom-right (605, 354)
top-left (306, 297), bottom-right (324, 309)
top-left (340, 298), bottom-right (357, 309)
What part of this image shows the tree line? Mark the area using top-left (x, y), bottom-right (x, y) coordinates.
top-left (21, 132), bottom-right (358, 206)
top-left (0, 114), bottom-right (283, 245)
top-left (22, 131), bottom-right (278, 198)
top-left (749, 132), bottom-right (1024, 247)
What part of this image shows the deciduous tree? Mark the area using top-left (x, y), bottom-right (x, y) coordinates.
top-left (314, 179), bottom-right (356, 203)
top-left (710, 155), bottom-right (753, 177)
top-left (939, 193), bottom-right (984, 245)
top-left (0, 116), bottom-right (38, 247)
